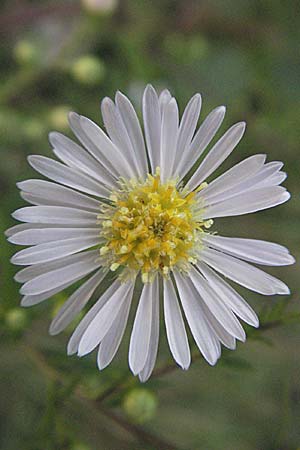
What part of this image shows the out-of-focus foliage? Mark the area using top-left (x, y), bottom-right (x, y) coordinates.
top-left (0, 1), bottom-right (299, 449)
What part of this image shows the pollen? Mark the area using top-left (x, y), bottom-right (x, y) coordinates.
top-left (98, 169), bottom-right (211, 282)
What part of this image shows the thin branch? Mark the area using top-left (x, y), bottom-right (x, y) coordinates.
top-left (97, 405), bottom-right (183, 450)
top-left (24, 344), bottom-right (183, 450)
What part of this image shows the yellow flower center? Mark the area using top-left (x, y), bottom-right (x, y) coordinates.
top-left (98, 169), bottom-right (212, 282)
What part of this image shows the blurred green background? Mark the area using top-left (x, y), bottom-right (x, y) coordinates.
top-left (0, 1), bottom-right (300, 449)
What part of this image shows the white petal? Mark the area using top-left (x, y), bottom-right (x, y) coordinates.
top-left (198, 300), bottom-right (236, 350)
top-left (97, 290), bottom-right (132, 369)
top-left (203, 161), bottom-right (286, 206)
top-left (68, 112), bottom-right (119, 179)
top-left (203, 186), bottom-right (290, 219)
top-left (187, 121), bottom-right (246, 190)
top-left (129, 282), bottom-right (154, 375)
top-left (49, 269), bottom-right (107, 335)
top-left (8, 227), bottom-right (99, 246)
top-left (200, 247), bottom-right (290, 295)
top-left (67, 279), bottom-right (120, 355)
top-left (101, 97), bottom-right (142, 177)
top-left (160, 98), bottom-right (179, 182)
top-left (163, 278), bottom-right (190, 370)
top-left (176, 105), bottom-right (226, 178)
top-left (15, 251), bottom-right (95, 283)
top-left (28, 155), bottom-right (109, 198)
top-left (11, 236), bottom-right (100, 265)
top-left (20, 250), bottom-right (101, 295)
top-left (78, 280), bottom-right (134, 356)
top-left (18, 178), bottom-right (102, 206)
top-left (21, 279), bottom-right (78, 307)
top-left (173, 93), bottom-right (202, 171)
top-left (198, 262), bottom-right (259, 327)
top-left (139, 277), bottom-right (160, 382)
top-left (12, 205), bottom-right (99, 225)
top-left (49, 132), bottom-right (116, 189)
top-left (5, 223), bottom-right (53, 238)
top-left (70, 113), bottom-right (133, 179)
top-left (189, 266), bottom-right (246, 341)
top-left (158, 89), bottom-right (172, 114)
top-left (203, 234), bottom-right (295, 266)
top-left (199, 154), bottom-right (266, 202)
top-left (173, 270), bottom-right (220, 365)
top-left (115, 91), bottom-right (148, 177)
top-left (142, 84), bottom-right (161, 172)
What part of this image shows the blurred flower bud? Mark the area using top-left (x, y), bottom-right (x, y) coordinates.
top-left (14, 40), bottom-right (40, 66)
top-left (82, 0), bottom-right (118, 15)
top-left (123, 388), bottom-right (158, 424)
top-left (48, 105), bottom-right (71, 131)
top-left (71, 443), bottom-right (91, 450)
top-left (71, 55), bottom-right (106, 85)
top-left (5, 308), bottom-right (27, 331)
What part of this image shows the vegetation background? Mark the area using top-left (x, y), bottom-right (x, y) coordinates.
top-left (0, 1), bottom-right (299, 449)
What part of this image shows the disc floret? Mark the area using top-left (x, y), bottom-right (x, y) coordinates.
top-left (98, 169), bottom-right (211, 282)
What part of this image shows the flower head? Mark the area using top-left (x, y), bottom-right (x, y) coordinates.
top-left (7, 85), bottom-right (294, 381)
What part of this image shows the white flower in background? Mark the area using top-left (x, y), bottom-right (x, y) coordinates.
top-left (7, 85), bottom-right (294, 382)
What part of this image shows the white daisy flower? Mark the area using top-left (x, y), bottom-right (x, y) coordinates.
top-left (7, 85), bottom-right (294, 382)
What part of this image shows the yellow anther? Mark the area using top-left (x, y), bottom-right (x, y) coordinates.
top-left (204, 219), bottom-right (214, 228)
top-left (141, 272), bottom-right (149, 283)
top-left (103, 220), bottom-right (113, 228)
top-left (100, 246), bottom-right (109, 256)
top-left (120, 245), bottom-right (128, 254)
top-left (162, 266), bottom-right (169, 276)
top-left (110, 263), bottom-right (120, 272)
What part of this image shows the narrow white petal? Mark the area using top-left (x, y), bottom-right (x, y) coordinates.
top-left (201, 247), bottom-right (290, 295)
top-left (15, 252), bottom-right (95, 283)
top-left (11, 236), bottom-right (100, 265)
top-left (129, 282), bottom-right (154, 375)
top-left (28, 155), bottom-right (109, 198)
top-left (160, 98), bottom-right (179, 182)
top-left (115, 91), bottom-right (148, 176)
top-left (12, 205), bottom-right (99, 225)
top-left (68, 112), bottom-right (119, 179)
top-left (158, 89), bottom-right (172, 114)
top-left (49, 269), bottom-right (107, 335)
top-left (203, 235), bottom-right (295, 266)
top-left (173, 93), bottom-right (202, 170)
top-left (97, 290), bottom-right (132, 369)
top-left (203, 162), bottom-right (286, 206)
top-left (176, 105), bottom-right (226, 178)
top-left (199, 300), bottom-right (236, 350)
top-left (139, 277), bottom-right (160, 382)
top-left (163, 278), bottom-right (191, 369)
top-left (203, 186), bottom-right (290, 219)
top-left (20, 250), bottom-right (101, 295)
top-left (5, 223), bottom-right (52, 238)
top-left (67, 279), bottom-right (120, 355)
top-left (49, 132), bottom-right (116, 189)
top-left (21, 279), bottom-right (78, 307)
top-left (187, 121), bottom-right (246, 190)
top-left (70, 112), bottom-right (137, 180)
top-left (78, 281), bottom-right (134, 356)
top-left (8, 227), bottom-right (99, 246)
top-left (189, 266), bottom-right (246, 341)
top-left (173, 270), bottom-right (220, 365)
top-left (198, 262), bottom-right (259, 327)
top-left (143, 84), bottom-right (161, 172)
top-left (199, 154), bottom-right (266, 202)
top-left (101, 97), bottom-right (142, 177)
